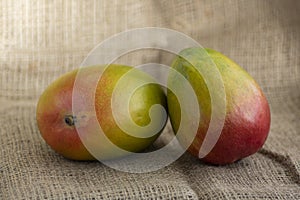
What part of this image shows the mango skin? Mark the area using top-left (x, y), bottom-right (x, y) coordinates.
top-left (36, 64), bottom-right (167, 161)
top-left (168, 48), bottom-right (271, 165)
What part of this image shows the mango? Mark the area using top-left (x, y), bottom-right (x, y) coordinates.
top-left (168, 48), bottom-right (271, 165)
top-left (36, 64), bottom-right (167, 160)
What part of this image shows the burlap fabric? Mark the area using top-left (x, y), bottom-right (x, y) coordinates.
top-left (0, 0), bottom-right (299, 199)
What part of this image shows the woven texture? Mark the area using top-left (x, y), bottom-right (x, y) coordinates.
top-left (0, 0), bottom-right (299, 199)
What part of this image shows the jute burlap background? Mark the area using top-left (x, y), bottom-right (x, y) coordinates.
top-left (0, 0), bottom-right (299, 199)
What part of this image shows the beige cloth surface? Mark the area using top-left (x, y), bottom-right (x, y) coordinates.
top-left (0, 0), bottom-right (299, 199)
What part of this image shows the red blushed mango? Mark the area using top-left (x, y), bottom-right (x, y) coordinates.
top-left (36, 65), bottom-right (167, 161)
top-left (167, 48), bottom-right (271, 165)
